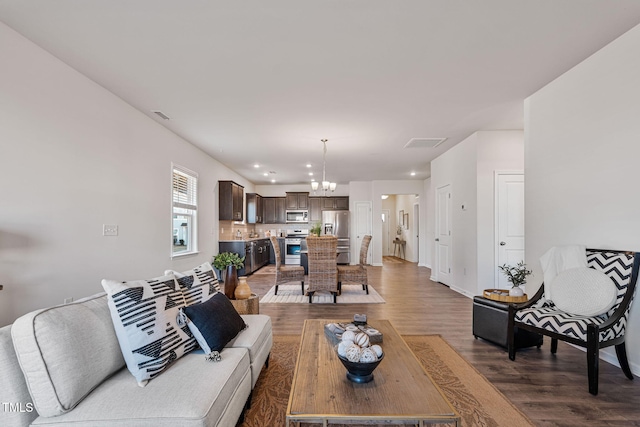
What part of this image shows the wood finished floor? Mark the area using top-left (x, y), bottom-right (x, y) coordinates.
top-left (245, 257), bottom-right (640, 427)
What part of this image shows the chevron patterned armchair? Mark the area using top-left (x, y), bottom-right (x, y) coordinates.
top-left (507, 249), bottom-right (640, 395)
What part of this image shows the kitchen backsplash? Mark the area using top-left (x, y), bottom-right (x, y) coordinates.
top-left (219, 220), bottom-right (309, 240)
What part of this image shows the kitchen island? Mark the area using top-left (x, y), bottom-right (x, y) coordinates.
top-left (219, 237), bottom-right (281, 275)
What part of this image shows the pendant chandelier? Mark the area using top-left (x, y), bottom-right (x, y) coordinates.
top-left (311, 139), bottom-right (337, 194)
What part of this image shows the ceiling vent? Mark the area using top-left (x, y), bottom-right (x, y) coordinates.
top-left (404, 137), bottom-right (447, 149)
top-left (152, 110), bottom-right (171, 120)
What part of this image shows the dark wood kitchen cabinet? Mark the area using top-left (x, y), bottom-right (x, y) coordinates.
top-left (286, 192), bottom-right (309, 209)
top-left (246, 193), bottom-right (263, 224)
top-left (321, 196), bottom-right (349, 210)
top-left (309, 197), bottom-right (322, 222)
top-left (263, 197), bottom-right (286, 224)
top-left (219, 180), bottom-right (244, 221)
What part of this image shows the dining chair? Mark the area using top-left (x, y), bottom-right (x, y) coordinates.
top-left (269, 236), bottom-right (305, 295)
top-left (305, 235), bottom-right (339, 303)
top-left (337, 235), bottom-right (371, 294)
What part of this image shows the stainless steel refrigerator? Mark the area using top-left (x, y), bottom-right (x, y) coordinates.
top-left (321, 210), bottom-right (350, 264)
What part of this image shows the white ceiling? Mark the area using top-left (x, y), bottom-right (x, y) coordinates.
top-left (2, 1), bottom-right (640, 186)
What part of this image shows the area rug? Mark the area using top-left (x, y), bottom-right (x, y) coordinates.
top-left (239, 335), bottom-right (535, 427)
top-left (260, 284), bottom-right (385, 304)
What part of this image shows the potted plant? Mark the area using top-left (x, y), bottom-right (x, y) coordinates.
top-left (498, 261), bottom-right (532, 297)
top-left (310, 222), bottom-right (322, 236)
top-left (212, 252), bottom-right (245, 299)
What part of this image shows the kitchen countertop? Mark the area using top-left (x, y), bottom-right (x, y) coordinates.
top-left (219, 236), bottom-right (284, 243)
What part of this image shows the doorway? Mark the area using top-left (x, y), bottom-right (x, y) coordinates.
top-left (381, 209), bottom-right (390, 256)
top-left (495, 172), bottom-right (525, 289)
top-left (435, 184), bottom-right (452, 285)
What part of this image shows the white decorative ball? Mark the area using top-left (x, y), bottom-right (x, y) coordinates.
top-left (354, 332), bottom-right (370, 348)
top-left (359, 347), bottom-right (378, 363)
top-left (345, 344), bottom-right (362, 362)
top-left (337, 341), bottom-right (352, 357)
top-left (370, 344), bottom-right (383, 358)
top-left (341, 330), bottom-right (356, 343)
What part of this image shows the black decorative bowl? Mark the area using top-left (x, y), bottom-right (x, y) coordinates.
top-left (337, 353), bottom-right (384, 383)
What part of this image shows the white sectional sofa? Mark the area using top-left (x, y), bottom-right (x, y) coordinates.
top-left (0, 292), bottom-right (272, 427)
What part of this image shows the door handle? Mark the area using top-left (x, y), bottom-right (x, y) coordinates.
top-left (435, 238), bottom-right (440, 242)
top-left (500, 241), bottom-right (506, 246)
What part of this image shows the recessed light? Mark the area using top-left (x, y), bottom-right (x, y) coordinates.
top-left (311, 178), bottom-right (316, 182)
top-left (410, 172), bottom-right (416, 176)
top-left (271, 179), bottom-right (276, 183)
top-left (254, 164), bottom-right (260, 168)
top-left (309, 172), bottom-right (313, 176)
top-left (263, 173), bottom-right (268, 176)
top-left (306, 164), bottom-right (312, 168)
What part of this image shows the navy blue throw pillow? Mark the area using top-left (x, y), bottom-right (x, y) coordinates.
top-left (182, 293), bottom-right (246, 355)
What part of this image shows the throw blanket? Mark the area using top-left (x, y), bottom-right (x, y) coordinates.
top-left (539, 245), bottom-right (587, 301)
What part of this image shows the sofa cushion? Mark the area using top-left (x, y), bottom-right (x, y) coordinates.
top-left (30, 348), bottom-right (252, 427)
top-left (101, 274), bottom-right (198, 387)
top-left (228, 315), bottom-right (273, 387)
top-left (10, 293), bottom-right (125, 418)
top-left (183, 293), bottom-right (246, 355)
top-left (164, 262), bottom-right (221, 306)
top-left (0, 325), bottom-right (38, 427)
top-left (550, 267), bottom-right (617, 316)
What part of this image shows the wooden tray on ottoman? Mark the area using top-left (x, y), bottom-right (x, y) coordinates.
top-left (483, 288), bottom-right (528, 303)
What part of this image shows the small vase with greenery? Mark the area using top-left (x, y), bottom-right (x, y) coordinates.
top-left (498, 261), bottom-right (532, 297)
top-left (212, 252), bottom-right (245, 299)
top-left (310, 222), bottom-right (322, 236)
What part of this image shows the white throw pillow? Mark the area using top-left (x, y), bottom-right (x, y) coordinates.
top-left (101, 274), bottom-right (198, 386)
top-left (164, 261), bottom-right (221, 306)
top-left (549, 267), bottom-right (617, 316)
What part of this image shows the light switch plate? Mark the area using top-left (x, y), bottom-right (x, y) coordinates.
top-left (103, 224), bottom-right (118, 236)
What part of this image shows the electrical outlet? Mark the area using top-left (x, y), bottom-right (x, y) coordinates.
top-left (103, 224), bottom-right (118, 236)
top-left (64, 297), bottom-right (73, 304)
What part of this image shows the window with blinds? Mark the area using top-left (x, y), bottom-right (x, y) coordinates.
top-left (172, 164), bottom-right (198, 256)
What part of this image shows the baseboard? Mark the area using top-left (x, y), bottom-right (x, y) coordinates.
top-left (449, 285), bottom-right (475, 299)
top-left (372, 262), bottom-right (383, 267)
top-left (568, 342), bottom-right (640, 377)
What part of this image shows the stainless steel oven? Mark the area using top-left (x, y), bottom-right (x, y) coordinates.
top-left (285, 229), bottom-right (308, 265)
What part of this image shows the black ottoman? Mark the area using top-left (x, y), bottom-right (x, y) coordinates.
top-left (473, 296), bottom-right (543, 349)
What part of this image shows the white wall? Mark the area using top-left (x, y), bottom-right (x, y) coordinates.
top-left (0, 23), bottom-right (253, 326)
top-left (431, 131), bottom-right (524, 297)
top-left (423, 177), bottom-right (434, 269)
top-left (254, 183), bottom-right (349, 197)
top-left (476, 131), bottom-right (525, 289)
top-left (525, 23), bottom-right (640, 374)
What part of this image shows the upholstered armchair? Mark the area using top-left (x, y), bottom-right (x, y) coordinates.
top-left (305, 235), bottom-right (339, 303)
top-left (507, 249), bottom-right (640, 395)
top-left (269, 236), bottom-right (305, 295)
top-left (337, 235), bottom-right (371, 294)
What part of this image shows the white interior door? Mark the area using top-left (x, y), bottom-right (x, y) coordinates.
top-left (354, 201), bottom-right (372, 264)
top-left (413, 203), bottom-right (419, 262)
top-left (381, 209), bottom-right (390, 256)
top-left (436, 184), bottom-right (452, 285)
top-left (495, 173), bottom-right (525, 289)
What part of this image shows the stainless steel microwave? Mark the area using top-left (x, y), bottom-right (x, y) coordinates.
top-left (286, 210), bottom-right (308, 223)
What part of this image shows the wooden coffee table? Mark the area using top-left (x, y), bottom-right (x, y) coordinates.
top-left (286, 319), bottom-right (460, 426)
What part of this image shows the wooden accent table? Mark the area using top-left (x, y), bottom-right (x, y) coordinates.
top-left (286, 319), bottom-right (460, 426)
top-left (230, 293), bottom-right (259, 314)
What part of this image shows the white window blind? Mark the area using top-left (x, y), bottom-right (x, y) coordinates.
top-left (172, 167), bottom-right (198, 210)
top-left (172, 164), bottom-right (198, 255)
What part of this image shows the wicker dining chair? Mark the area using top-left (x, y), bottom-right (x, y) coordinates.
top-left (337, 235), bottom-right (371, 294)
top-left (269, 236), bottom-right (305, 295)
top-left (305, 235), bottom-right (339, 303)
